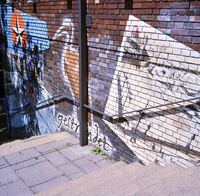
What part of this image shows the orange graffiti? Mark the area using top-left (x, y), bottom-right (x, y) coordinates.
top-left (10, 11), bottom-right (27, 49)
top-left (65, 48), bottom-right (79, 98)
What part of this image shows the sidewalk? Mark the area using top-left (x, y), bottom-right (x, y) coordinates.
top-left (0, 132), bottom-right (113, 195)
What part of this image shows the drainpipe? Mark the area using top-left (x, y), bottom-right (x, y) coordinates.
top-left (78, 0), bottom-right (88, 146)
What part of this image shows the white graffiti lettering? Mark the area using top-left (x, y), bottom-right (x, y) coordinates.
top-left (57, 113), bottom-right (111, 151)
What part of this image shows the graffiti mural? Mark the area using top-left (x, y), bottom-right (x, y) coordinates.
top-left (104, 15), bottom-right (200, 166)
top-left (0, 6), bottom-right (57, 137)
top-left (53, 17), bottom-right (79, 99)
top-left (53, 16), bottom-right (79, 121)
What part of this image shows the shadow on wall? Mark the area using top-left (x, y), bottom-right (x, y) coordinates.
top-left (95, 117), bottom-right (138, 164)
top-left (104, 15), bottom-right (200, 167)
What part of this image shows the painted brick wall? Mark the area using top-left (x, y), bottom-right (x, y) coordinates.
top-left (87, 0), bottom-right (200, 167)
top-left (1, 0), bottom-right (200, 167)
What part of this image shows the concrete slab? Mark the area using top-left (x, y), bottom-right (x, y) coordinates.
top-left (0, 180), bottom-right (32, 196)
top-left (96, 159), bottom-right (113, 168)
top-left (58, 162), bottom-right (83, 176)
top-left (31, 175), bottom-right (70, 193)
top-left (44, 151), bottom-right (70, 167)
top-left (80, 162), bottom-right (100, 173)
top-left (16, 161), bottom-right (62, 187)
top-left (0, 132), bottom-right (114, 195)
top-left (11, 156), bottom-right (46, 171)
top-left (0, 167), bottom-right (18, 186)
top-left (73, 157), bottom-right (92, 167)
top-left (0, 132), bottom-right (70, 156)
top-left (59, 147), bottom-right (83, 161)
top-left (0, 157), bottom-right (8, 168)
top-left (5, 148), bottom-right (41, 165)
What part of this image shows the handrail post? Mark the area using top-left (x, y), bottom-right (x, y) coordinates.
top-left (78, 0), bottom-right (88, 146)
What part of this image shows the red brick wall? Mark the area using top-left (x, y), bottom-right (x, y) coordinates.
top-left (2, 0), bottom-right (200, 166)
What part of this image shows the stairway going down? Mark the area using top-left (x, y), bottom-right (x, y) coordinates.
top-left (0, 131), bottom-right (199, 195)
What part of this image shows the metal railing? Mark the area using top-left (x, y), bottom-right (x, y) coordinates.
top-left (9, 93), bottom-right (200, 125)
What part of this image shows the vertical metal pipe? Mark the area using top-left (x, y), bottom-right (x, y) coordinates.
top-left (78, 0), bottom-right (88, 146)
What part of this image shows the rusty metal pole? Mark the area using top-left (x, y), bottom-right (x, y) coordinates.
top-left (78, 0), bottom-right (88, 146)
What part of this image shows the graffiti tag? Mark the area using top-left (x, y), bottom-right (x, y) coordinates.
top-left (57, 113), bottom-right (111, 151)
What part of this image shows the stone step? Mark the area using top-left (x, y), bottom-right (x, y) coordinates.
top-left (89, 164), bottom-right (182, 196)
top-left (37, 161), bottom-right (186, 196)
top-left (36, 162), bottom-right (160, 196)
top-left (138, 165), bottom-right (200, 196)
top-left (0, 132), bottom-right (72, 157)
top-left (61, 163), bottom-right (164, 196)
top-left (36, 161), bottom-right (127, 196)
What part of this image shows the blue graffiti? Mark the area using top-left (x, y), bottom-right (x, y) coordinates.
top-left (0, 5), bottom-right (57, 137)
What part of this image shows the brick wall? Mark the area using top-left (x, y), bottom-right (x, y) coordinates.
top-left (1, 0), bottom-right (200, 167)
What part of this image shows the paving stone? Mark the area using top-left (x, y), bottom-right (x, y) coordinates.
top-left (72, 145), bottom-right (92, 155)
top-left (44, 151), bottom-right (69, 167)
top-left (0, 167), bottom-right (18, 186)
top-left (16, 166), bottom-right (44, 187)
top-left (96, 159), bottom-right (113, 168)
top-left (59, 148), bottom-right (82, 161)
top-left (64, 135), bottom-right (79, 145)
top-left (21, 148), bottom-right (41, 159)
top-left (4, 148), bottom-right (40, 165)
top-left (0, 157), bottom-right (8, 168)
top-left (0, 180), bottom-right (32, 196)
top-left (5, 152), bottom-right (25, 165)
top-left (0, 133), bottom-right (115, 194)
top-left (31, 175), bottom-right (70, 193)
top-left (80, 163), bottom-right (100, 173)
top-left (16, 161), bottom-right (62, 187)
top-left (73, 157), bottom-right (92, 167)
top-left (11, 156), bottom-right (46, 171)
top-left (36, 139), bottom-right (68, 153)
top-left (68, 171), bottom-right (85, 180)
top-left (85, 153), bottom-right (103, 163)
top-left (35, 142), bottom-right (57, 154)
top-left (58, 163), bottom-right (82, 176)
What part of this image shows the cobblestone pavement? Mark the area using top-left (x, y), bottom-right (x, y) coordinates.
top-left (0, 132), bottom-right (113, 195)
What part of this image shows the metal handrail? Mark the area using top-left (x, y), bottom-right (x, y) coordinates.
top-left (9, 94), bottom-right (77, 117)
top-left (110, 96), bottom-right (200, 123)
top-left (5, 89), bottom-right (200, 126)
top-left (7, 92), bottom-right (114, 125)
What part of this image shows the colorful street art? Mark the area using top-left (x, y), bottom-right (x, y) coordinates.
top-left (1, 2), bottom-right (200, 167)
top-left (53, 20), bottom-right (115, 153)
top-left (53, 17), bottom-right (79, 99)
top-left (0, 6), bottom-right (57, 136)
top-left (104, 15), bottom-right (200, 166)
top-left (53, 17), bottom-right (80, 124)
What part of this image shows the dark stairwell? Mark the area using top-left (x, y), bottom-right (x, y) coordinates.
top-left (0, 50), bottom-right (9, 144)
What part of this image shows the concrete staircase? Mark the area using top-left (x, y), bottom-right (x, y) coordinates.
top-left (37, 160), bottom-right (200, 196)
top-left (0, 131), bottom-right (199, 195)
